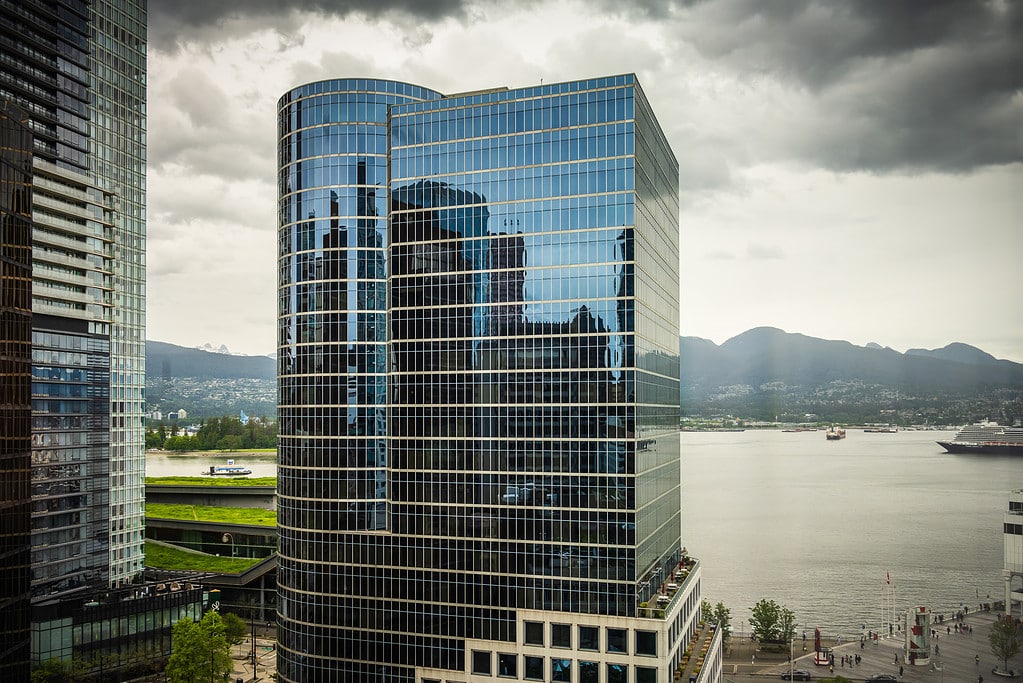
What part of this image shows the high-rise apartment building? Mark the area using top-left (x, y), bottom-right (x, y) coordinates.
top-left (277, 75), bottom-right (699, 682)
top-left (1, 0), bottom-right (161, 674)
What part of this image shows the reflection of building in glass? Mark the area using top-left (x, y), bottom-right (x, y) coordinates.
top-left (277, 75), bottom-right (694, 683)
top-left (1, 2), bottom-right (188, 676)
top-left (0, 99), bottom-right (34, 680)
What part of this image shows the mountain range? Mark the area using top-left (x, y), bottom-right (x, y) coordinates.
top-left (145, 329), bottom-right (1023, 423)
top-left (680, 327), bottom-right (1023, 423)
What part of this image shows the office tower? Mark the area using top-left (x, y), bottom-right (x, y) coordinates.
top-left (0, 99), bottom-right (34, 681)
top-left (1005, 489), bottom-right (1022, 618)
top-left (278, 75), bottom-right (693, 682)
top-left (1, 0), bottom-right (160, 674)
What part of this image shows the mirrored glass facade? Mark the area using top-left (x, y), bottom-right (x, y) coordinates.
top-left (277, 75), bottom-right (681, 682)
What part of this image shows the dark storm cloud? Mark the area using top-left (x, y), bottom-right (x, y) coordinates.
top-left (674, 0), bottom-right (1022, 173)
top-left (148, 0), bottom-right (468, 50)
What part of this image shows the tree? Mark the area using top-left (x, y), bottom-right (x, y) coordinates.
top-left (989, 615), bottom-right (1022, 673)
top-left (31, 658), bottom-right (85, 683)
top-left (701, 598), bottom-right (713, 623)
top-left (713, 601), bottom-right (733, 642)
top-left (166, 611), bottom-right (232, 683)
top-left (749, 598), bottom-right (796, 642)
top-left (221, 611), bottom-right (248, 646)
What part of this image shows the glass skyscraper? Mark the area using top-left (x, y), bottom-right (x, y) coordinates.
top-left (1, 0), bottom-right (153, 674)
top-left (277, 75), bottom-right (694, 682)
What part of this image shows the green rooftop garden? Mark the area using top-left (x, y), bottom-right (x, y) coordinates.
top-left (146, 502), bottom-right (277, 526)
top-left (144, 540), bottom-right (264, 573)
top-left (145, 476), bottom-right (277, 487)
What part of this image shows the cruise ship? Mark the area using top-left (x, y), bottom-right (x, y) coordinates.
top-left (937, 422), bottom-right (1023, 454)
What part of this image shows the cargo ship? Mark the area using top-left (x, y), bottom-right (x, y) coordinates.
top-left (825, 427), bottom-right (846, 440)
top-left (937, 422), bottom-right (1023, 455)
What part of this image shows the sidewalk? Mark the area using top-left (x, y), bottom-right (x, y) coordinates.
top-left (723, 610), bottom-right (1021, 680)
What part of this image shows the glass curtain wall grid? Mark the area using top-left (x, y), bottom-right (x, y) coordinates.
top-left (277, 75), bottom-right (681, 682)
top-left (0, 98), bottom-right (34, 681)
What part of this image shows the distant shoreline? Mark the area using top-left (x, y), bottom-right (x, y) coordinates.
top-left (146, 449), bottom-right (275, 457)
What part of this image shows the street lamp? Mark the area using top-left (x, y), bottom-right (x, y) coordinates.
top-left (221, 532), bottom-right (234, 557)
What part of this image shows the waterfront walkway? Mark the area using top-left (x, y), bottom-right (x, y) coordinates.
top-left (723, 610), bottom-right (1021, 682)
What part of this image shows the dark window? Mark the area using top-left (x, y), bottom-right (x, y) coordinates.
top-left (607, 663), bottom-right (627, 683)
top-left (607, 627), bottom-right (627, 653)
top-left (636, 629), bottom-right (657, 656)
top-left (552, 623), bottom-right (571, 648)
top-left (498, 653), bottom-right (517, 677)
top-left (552, 658), bottom-right (571, 682)
top-left (525, 621), bottom-right (544, 645)
top-left (579, 625), bottom-right (599, 650)
top-left (1005, 523), bottom-right (1022, 535)
top-left (580, 661), bottom-right (599, 683)
top-left (525, 656), bottom-right (544, 680)
top-left (472, 650), bottom-right (491, 675)
top-left (637, 666), bottom-right (658, 683)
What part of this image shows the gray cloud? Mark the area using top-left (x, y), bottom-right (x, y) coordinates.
top-left (148, 0), bottom-right (468, 51)
top-left (672, 0), bottom-right (1022, 173)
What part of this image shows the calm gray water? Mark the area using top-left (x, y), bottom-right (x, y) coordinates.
top-left (681, 429), bottom-right (1018, 639)
top-left (146, 451), bottom-right (278, 478)
top-left (145, 433), bottom-right (1017, 639)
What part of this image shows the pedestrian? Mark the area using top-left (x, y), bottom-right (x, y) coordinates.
top-left (829, 665), bottom-right (834, 674)
top-left (935, 644), bottom-right (940, 655)
top-left (899, 665), bottom-right (904, 678)
top-left (976, 654), bottom-right (980, 665)
top-left (752, 654), bottom-right (756, 666)
top-left (894, 654), bottom-right (898, 664)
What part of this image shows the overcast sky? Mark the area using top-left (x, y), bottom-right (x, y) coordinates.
top-left (145, 0), bottom-right (1022, 361)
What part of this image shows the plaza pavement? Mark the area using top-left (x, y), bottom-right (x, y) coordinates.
top-left (724, 610), bottom-right (1021, 683)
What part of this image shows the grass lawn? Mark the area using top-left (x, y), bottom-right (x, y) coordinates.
top-left (145, 476), bottom-right (277, 487)
top-left (144, 541), bottom-right (263, 573)
top-left (146, 502), bottom-right (277, 526)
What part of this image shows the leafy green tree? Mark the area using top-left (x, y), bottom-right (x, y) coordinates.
top-left (166, 611), bottom-right (232, 683)
top-left (701, 598), bottom-right (713, 622)
top-left (146, 430), bottom-right (164, 449)
top-left (31, 658), bottom-right (85, 683)
top-left (989, 615), bottom-right (1022, 673)
top-left (221, 611), bottom-right (248, 645)
top-left (749, 598), bottom-right (795, 642)
top-left (714, 601), bottom-right (733, 642)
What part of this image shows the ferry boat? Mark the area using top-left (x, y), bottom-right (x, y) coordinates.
top-left (825, 427), bottom-right (846, 440)
top-left (203, 459), bottom-right (253, 476)
top-left (936, 422), bottom-right (1023, 455)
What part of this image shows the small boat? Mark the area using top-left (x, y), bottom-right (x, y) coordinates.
top-left (825, 427), bottom-right (846, 440)
top-left (864, 426), bottom-right (898, 433)
top-left (203, 460), bottom-right (252, 476)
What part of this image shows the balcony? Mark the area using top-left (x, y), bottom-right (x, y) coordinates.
top-left (638, 555), bottom-right (699, 619)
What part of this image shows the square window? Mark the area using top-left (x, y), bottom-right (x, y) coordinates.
top-left (579, 625), bottom-right (599, 650)
top-left (552, 658), bottom-right (572, 682)
top-left (472, 650), bottom-right (491, 675)
top-left (637, 666), bottom-right (658, 683)
top-left (552, 623), bottom-right (571, 648)
top-left (636, 630), bottom-right (657, 656)
top-left (498, 653), bottom-right (517, 677)
top-left (607, 627), bottom-right (627, 653)
top-left (525, 621), bottom-right (544, 646)
top-left (580, 661), bottom-right (599, 683)
top-left (525, 656), bottom-right (544, 680)
top-left (607, 663), bottom-right (627, 683)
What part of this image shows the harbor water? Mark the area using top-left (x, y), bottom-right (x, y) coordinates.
top-left (681, 428), bottom-right (1017, 639)
top-left (146, 431), bottom-right (1016, 639)
top-left (145, 451), bottom-right (278, 478)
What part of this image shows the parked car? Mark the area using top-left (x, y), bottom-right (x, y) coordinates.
top-left (780, 670), bottom-right (812, 681)
top-left (867, 675), bottom-right (898, 682)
